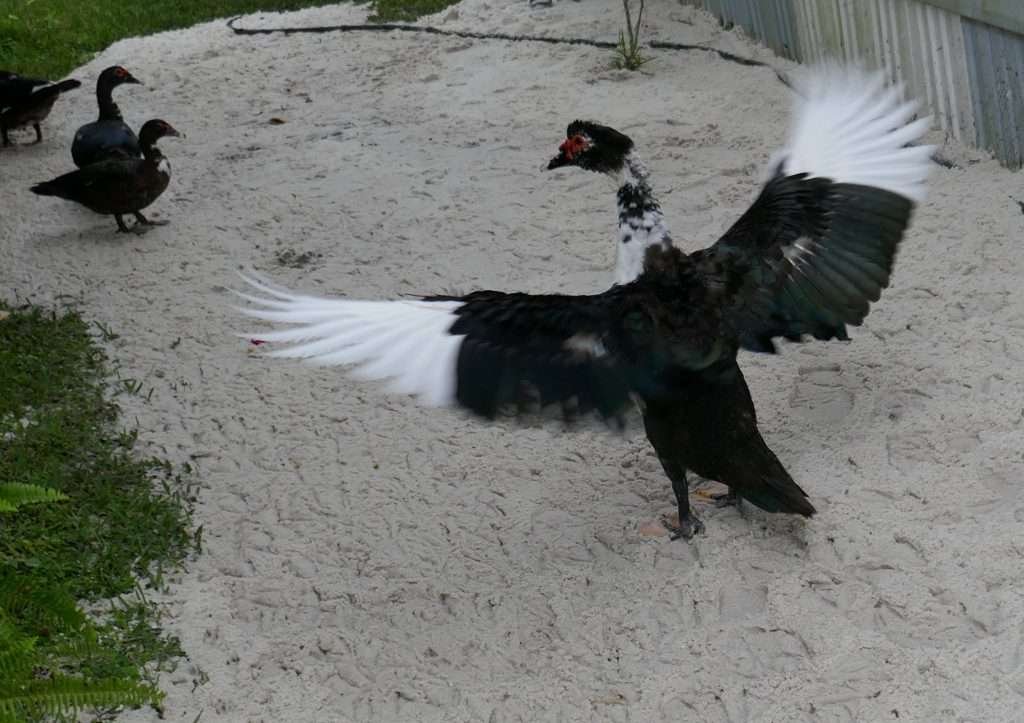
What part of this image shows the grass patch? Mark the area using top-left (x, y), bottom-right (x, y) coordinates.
top-left (370, 0), bottom-right (458, 22)
top-left (0, 303), bottom-right (199, 720)
top-left (0, 0), bottom-right (461, 79)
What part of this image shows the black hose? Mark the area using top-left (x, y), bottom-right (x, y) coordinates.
top-left (225, 15), bottom-right (780, 71)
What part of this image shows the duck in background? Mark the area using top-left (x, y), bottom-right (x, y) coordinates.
top-left (0, 75), bottom-right (81, 146)
top-left (72, 66), bottom-right (143, 167)
top-left (31, 119), bottom-right (182, 234)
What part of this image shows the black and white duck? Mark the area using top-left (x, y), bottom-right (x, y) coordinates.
top-left (71, 65), bottom-right (143, 167)
top-left (31, 119), bottom-right (181, 233)
top-left (0, 77), bottom-right (80, 146)
top-left (236, 66), bottom-right (932, 539)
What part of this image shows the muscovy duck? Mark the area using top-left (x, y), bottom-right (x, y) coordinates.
top-left (236, 66), bottom-right (932, 539)
top-left (0, 78), bottom-right (80, 146)
top-left (0, 71), bottom-right (50, 110)
top-left (71, 66), bottom-right (143, 168)
top-left (31, 119), bottom-right (181, 233)
top-left (545, 116), bottom-right (911, 506)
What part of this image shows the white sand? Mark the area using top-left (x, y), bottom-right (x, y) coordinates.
top-left (2, 1), bottom-right (1023, 720)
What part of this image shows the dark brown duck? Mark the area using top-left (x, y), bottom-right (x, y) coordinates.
top-left (31, 119), bottom-right (181, 233)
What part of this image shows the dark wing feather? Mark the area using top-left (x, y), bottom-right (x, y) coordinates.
top-left (691, 172), bottom-right (915, 353)
top-left (431, 288), bottom-right (643, 424)
top-left (0, 73), bottom-right (50, 108)
top-left (31, 158), bottom-right (142, 198)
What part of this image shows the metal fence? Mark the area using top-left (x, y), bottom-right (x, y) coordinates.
top-left (683, 0), bottom-right (1024, 168)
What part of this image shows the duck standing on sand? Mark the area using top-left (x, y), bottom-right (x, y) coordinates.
top-left (0, 77), bottom-right (80, 146)
top-left (236, 66), bottom-right (932, 540)
top-left (72, 66), bottom-right (143, 167)
top-left (31, 119), bottom-right (181, 234)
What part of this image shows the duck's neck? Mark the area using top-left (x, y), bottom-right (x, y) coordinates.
top-left (614, 151), bottom-right (672, 285)
top-left (96, 83), bottom-right (123, 121)
top-left (141, 143), bottom-right (164, 165)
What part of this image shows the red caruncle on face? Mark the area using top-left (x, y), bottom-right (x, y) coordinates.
top-left (559, 134), bottom-right (589, 160)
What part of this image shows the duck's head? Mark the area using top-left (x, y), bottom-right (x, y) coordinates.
top-left (547, 120), bottom-right (634, 174)
top-left (139, 119), bottom-right (182, 146)
top-left (99, 66), bottom-right (142, 89)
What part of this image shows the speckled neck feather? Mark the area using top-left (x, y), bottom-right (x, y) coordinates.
top-left (614, 152), bottom-right (672, 285)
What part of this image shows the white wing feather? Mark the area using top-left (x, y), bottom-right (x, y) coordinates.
top-left (235, 273), bottom-right (463, 407)
top-left (781, 65), bottom-right (933, 203)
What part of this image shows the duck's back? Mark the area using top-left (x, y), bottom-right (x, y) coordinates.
top-left (72, 119), bottom-right (140, 167)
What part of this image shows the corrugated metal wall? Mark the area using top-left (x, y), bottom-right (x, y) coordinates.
top-left (683, 0), bottom-right (1024, 168)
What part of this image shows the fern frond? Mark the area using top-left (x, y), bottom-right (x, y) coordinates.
top-left (0, 677), bottom-right (161, 717)
top-left (0, 617), bottom-right (22, 647)
top-left (46, 629), bottom-right (100, 662)
top-left (0, 637), bottom-right (38, 679)
top-left (0, 483), bottom-right (68, 514)
top-left (0, 571), bottom-right (85, 634)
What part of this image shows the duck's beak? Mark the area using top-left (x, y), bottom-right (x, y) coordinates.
top-left (546, 149), bottom-right (573, 170)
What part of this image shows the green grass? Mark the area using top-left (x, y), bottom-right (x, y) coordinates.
top-left (0, 304), bottom-right (199, 719)
top-left (371, 0), bottom-right (458, 22)
top-left (0, 0), bottom-right (460, 79)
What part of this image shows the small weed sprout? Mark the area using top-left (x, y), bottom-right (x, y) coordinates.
top-left (613, 0), bottom-right (652, 71)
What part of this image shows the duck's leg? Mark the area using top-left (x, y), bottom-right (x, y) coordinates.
top-left (658, 456), bottom-right (704, 540)
top-left (133, 211), bottom-right (168, 227)
top-left (1, 124), bottom-right (9, 147)
top-left (32, 123), bottom-right (42, 144)
top-left (115, 214), bottom-right (132, 233)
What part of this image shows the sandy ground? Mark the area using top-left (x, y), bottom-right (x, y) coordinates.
top-left (2, 1), bottom-right (1023, 721)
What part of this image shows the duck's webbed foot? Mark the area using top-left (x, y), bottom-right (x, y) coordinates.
top-left (133, 211), bottom-right (168, 227)
top-left (697, 487), bottom-right (739, 508)
top-left (662, 510), bottom-right (705, 540)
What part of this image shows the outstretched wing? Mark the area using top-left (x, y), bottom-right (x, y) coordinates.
top-left (692, 65), bottom-right (933, 353)
top-left (235, 274), bottom-right (667, 427)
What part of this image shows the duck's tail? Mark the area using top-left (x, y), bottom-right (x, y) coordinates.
top-left (23, 79), bottom-right (81, 105)
top-left (30, 173), bottom-right (75, 198)
top-left (738, 451), bottom-right (816, 517)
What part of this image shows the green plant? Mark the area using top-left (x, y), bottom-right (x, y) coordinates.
top-left (0, 484), bottom-right (67, 514)
top-left (0, 304), bottom-right (196, 721)
top-left (0, 0), bottom-right (463, 79)
top-left (612, 0), bottom-right (652, 71)
top-left (370, 0), bottom-right (459, 22)
top-left (0, 512), bottom-right (160, 721)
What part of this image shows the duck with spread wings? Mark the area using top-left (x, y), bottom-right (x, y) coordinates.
top-left (236, 66), bottom-right (932, 539)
